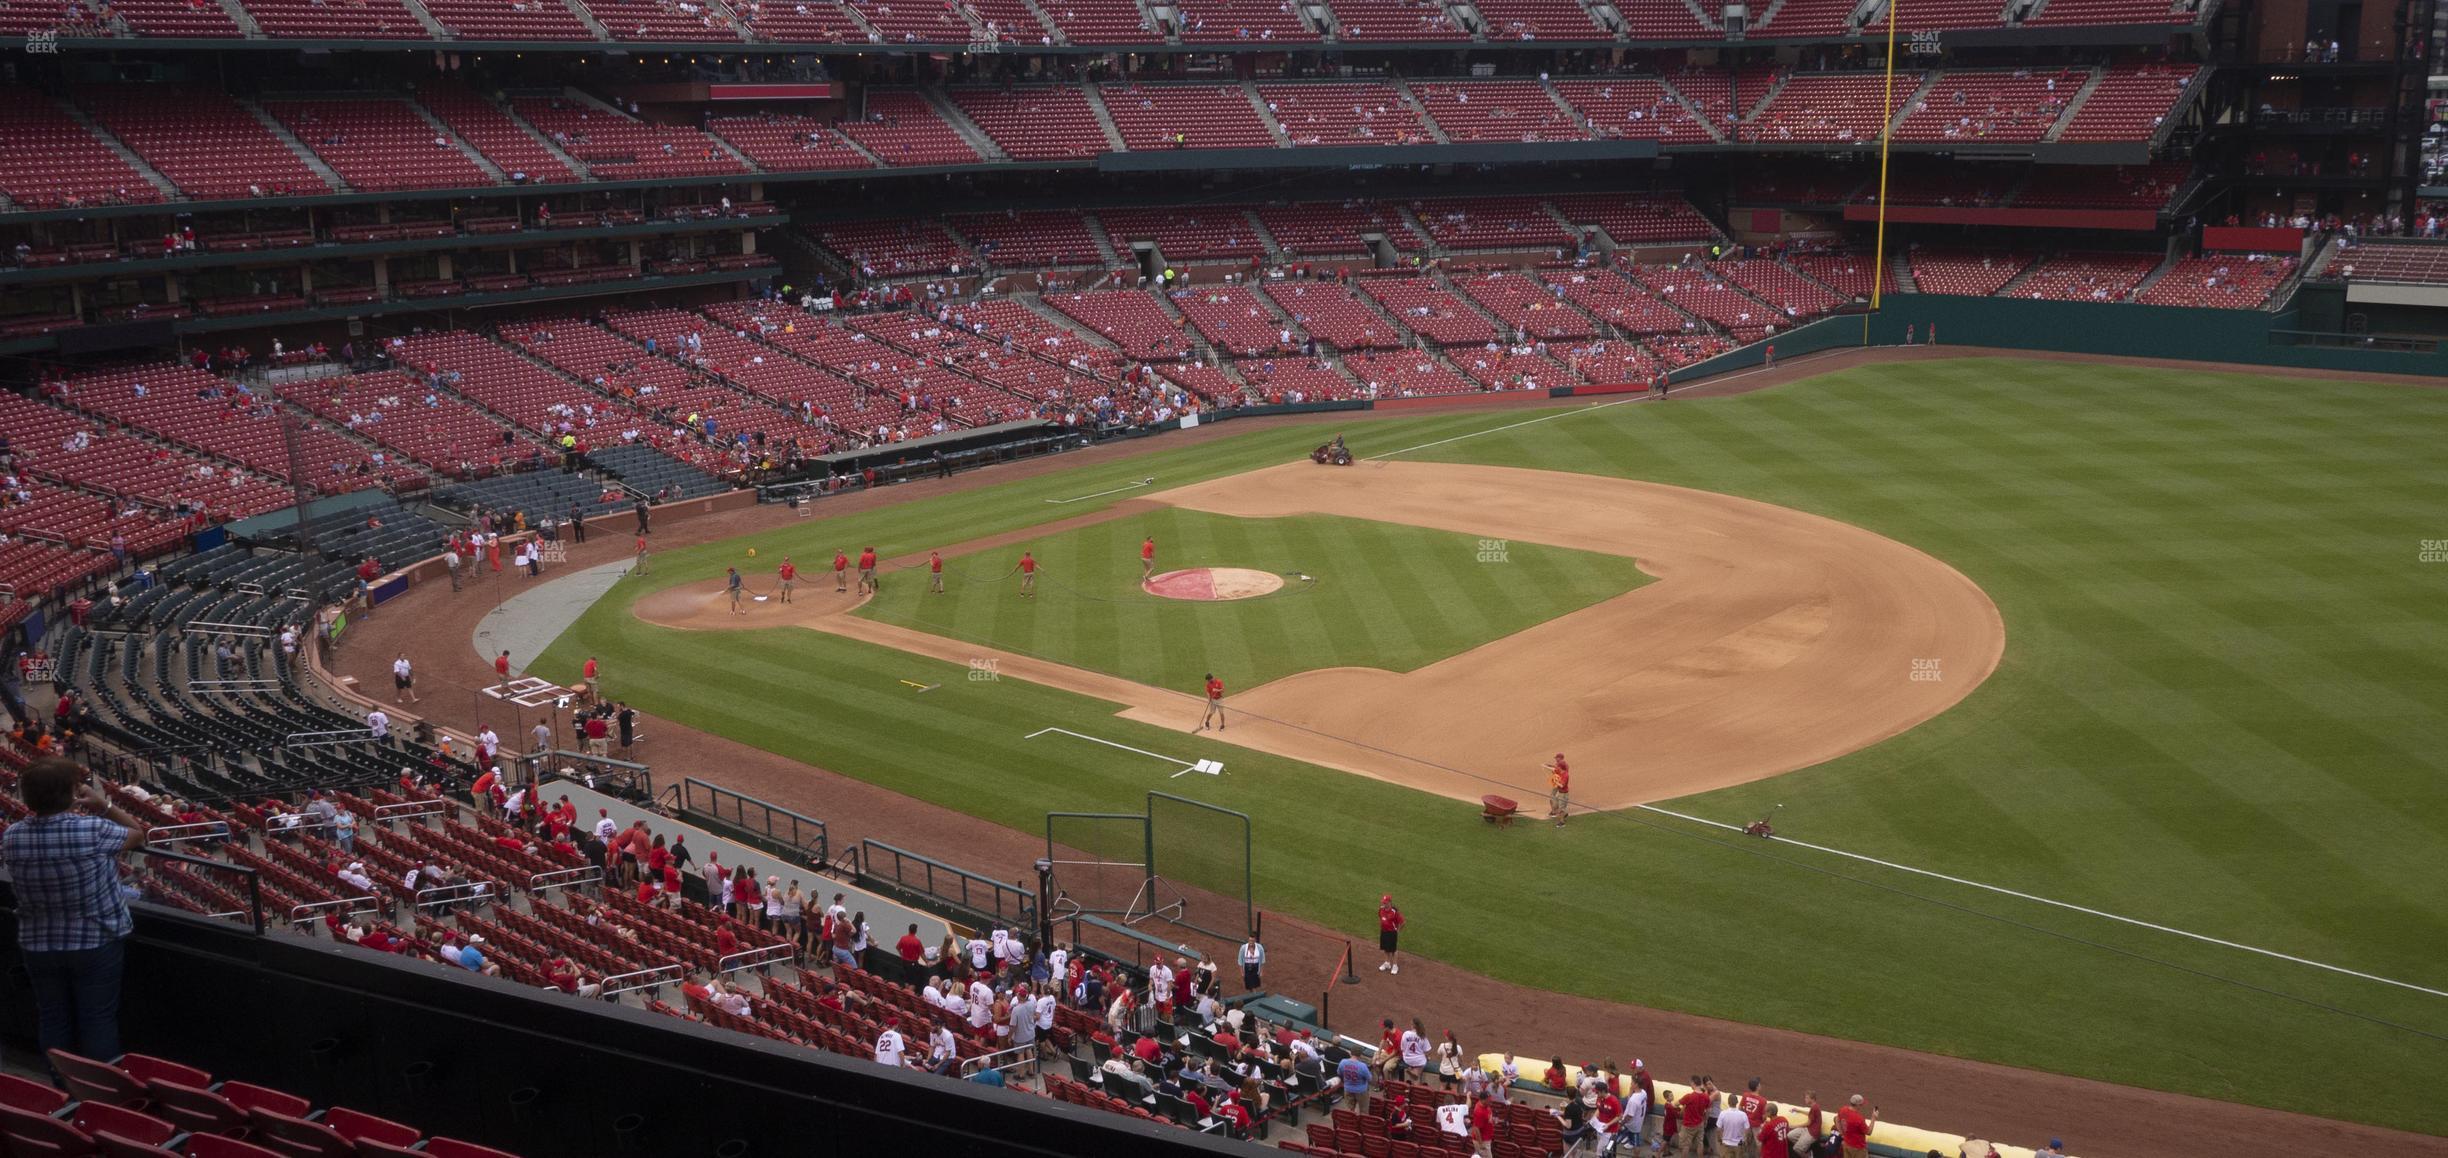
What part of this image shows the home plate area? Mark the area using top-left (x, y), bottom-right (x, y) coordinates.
top-left (1142, 567), bottom-right (1285, 601)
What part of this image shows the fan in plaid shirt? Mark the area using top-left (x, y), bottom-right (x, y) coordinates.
top-left (1, 757), bottom-right (145, 1064)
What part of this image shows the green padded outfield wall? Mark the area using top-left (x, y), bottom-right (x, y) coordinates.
top-left (1854, 295), bottom-right (2446, 376)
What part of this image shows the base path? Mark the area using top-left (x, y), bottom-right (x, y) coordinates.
top-left (638, 460), bottom-right (2006, 810)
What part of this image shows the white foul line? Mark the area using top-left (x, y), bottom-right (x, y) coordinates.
top-left (1635, 803), bottom-right (2448, 1000)
top-left (1044, 478), bottom-right (1154, 505)
top-left (1025, 727), bottom-right (1195, 772)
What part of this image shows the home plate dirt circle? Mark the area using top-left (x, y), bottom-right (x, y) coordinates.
top-left (1142, 567), bottom-right (1286, 601)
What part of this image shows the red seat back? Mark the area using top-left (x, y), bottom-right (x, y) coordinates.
top-left (185, 1136), bottom-right (287, 1158)
top-left (112, 1055), bottom-right (210, 1089)
top-left (0, 1072), bottom-right (72, 1115)
top-left (218, 1082), bottom-right (313, 1119)
top-left (67, 1103), bottom-right (175, 1148)
top-left (421, 1137), bottom-right (522, 1158)
top-left (140, 1078), bottom-right (249, 1137)
top-left (320, 1108), bottom-right (420, 1149)
top-left (0, 1100), bottom-right (98, 1157)
top-left (47, 1051), bottom-right (146, 1108)
top-left (94, 1131), bottom-right (184, 1158)
top-left (246, 1107), bottom-right (357, 1158)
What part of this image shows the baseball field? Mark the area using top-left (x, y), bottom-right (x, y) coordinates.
top-left (540, 355), bottom-right (2448, 1135)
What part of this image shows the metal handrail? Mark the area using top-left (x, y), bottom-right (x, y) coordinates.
top-left (601, 963), bottom-right (686, 996)
top-left (716, 942), bottom-right (796, 975)
top-left (133, 845), bottom-right (266, 935)
top-left (858, 838), bottom-right (1035, 928)
top-left (288, 895), bottom-right (381, 923)
top-left (374, 798), bottom-right (448, 822)
top-left (528, 866), bottom-right (601, 894)
top-left (957, 1043), bottom-right (1041, 1080)
top-left (414, 880), bottom-right (502, 910)
top-left (680, 777), bottom-right (826, 866)
top-left (145, 821), bottom-right (233, 846)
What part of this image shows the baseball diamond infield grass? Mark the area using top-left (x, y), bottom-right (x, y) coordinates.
top-left (855, 509), bottom-right (1652, 691)
top-left (541, 357), bottom-right (2448, 1134)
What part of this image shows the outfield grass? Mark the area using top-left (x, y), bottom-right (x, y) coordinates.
top-left (855, 509), bottom-right (1650, 691)
top-left (542, 357), bottom-right (2448, 1133)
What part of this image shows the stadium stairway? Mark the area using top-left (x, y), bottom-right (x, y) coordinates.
top-left (406, 99), bottom-right (507, 180)
top-left (57, 100), bottom-right (184, 202)
top-left (212, 0), bottom-right (265, 35)
top-left (239, 98), bottom-right (350, 193)
top-left (558, 0), bottom-right (615, 39)
top-left (1242, 80), bottom-right (1294, 147)
top-left (1079, 85), bottom-right (1128, 152)
top-left (1384, 77), bottom-right (1451, 143)
top-left (919, 89), bottom-right (1009, 162)
top-left (2042, 68), bottom-right (2107, 142)
top-left (398, 0), bottom-right (453, 37)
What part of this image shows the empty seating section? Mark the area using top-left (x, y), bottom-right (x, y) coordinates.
top-left (1548, 193), bottom-right (1716, 244)
top-left (1360, 275), bottom-right (1498, 344)
top-left (0, 541), bottom-right (112, 603)
top-left (858, 310), bottom-right (1098, 418)
top-left (0, 94), bottom-right (161, 210)
top-left (966, 0), bottom-right (1049, 41)
top-left (2024, 0), bottom-right (2188, 25)
top-left (1890, 0), bottom-right (2008, 29)
top-left (79, 86), bottom-right (329, 200)
top-left (1408, 196), bottom-right (1571, 251)
top-left (264, 99), bottom-right (494, 192)
top-left (2015, 162), bottom-right (2186, 208)
top-left (239, 0), bottom-right (426, 37)
top-left (1468, 0), bottom-right (1604, 38)
top-left (1559, 336), bottom-right (1661, 383)
top-left (414, 0), bottom-right (596, 36)
top-left (2056, 65), bottom-right (2195, 141)
top-left (1039, 0), bottom-right (1155, 41)
top-left (106, 0), bottom-right (243, 35)
top-left (1096, 205), bottom-right (1264, 261)
top-left (1171, 0), bottom-right (1316, 41)
top-left (1894, 69), bottom-right (2077, 142)
top-left (1172, 286), bottom-right (1288, 356)
top-left (543, 315), bottom-right (819, 444)
top-left (842, 0), bottom-right (976, 39)
top-left (1342, 350), bottom-right (1476, 396)
top-left (1264, 281), bottom-right (1409, 349)
top-left (818, 219), bottom-right (967, 275)
top-left (1099, 84), bottom-right (1275, 150)
top-left (1551, 79), bottom-right (1714, 143)
top-left (1606, 0), bottom-right (1709, 36)
top-left (1042, 291), bottom-right (1195, 360)
top-left (2134, 255), bottom-right (2294, 308)
top-left (294, 370), bottom-right (544, 475)
top-left (1785, 252), bottom-right (1877, 298)
top-left (1547, 268), bottom-right (1693, 333)
top-left (951, 299), bottom-right (1127, 381)
top-left (2325, 240), bottom-right (2448, 284)
top-left (1254, 201), bottom-right (1422, 257)
top-left (1325, 0), bottom-right (1467, 38)
top-left (579, 0), bottom-right (744, 39)
top-left (1232, 359), bottom-right (1356, 401)
top-left (0, 481), bottom-right (186, 559)
top-left (1260, 82), bottom-right (1431, 146)
top-left (1863, 159), bottom-right (2017, 206)
top-left (0, 394), bottom-right (295, 518)
top-left (494, 322), bottom-right (756, 464)
top-left (1625, 264), bottom-right (1777, 329)
top-left (2008, 252), bottom-right (2159, 301)
top-left (836, 92), bottom-right (981, 166)
top-left (68, 363), bottom-right (403, 493)
top-left (1453, 271), bottom-right (1595, 340)
top-left (732, 0), bottom-right (869, 41)
top-left (1905, 247), bottom-right (2033, 295)
top-left (1750, 0), bottom-right (1852, 36)
top-left (394, 331), bottom-right (663, 452)
top-left (707, 114), bottom-right (874, 171)
top-left (948, 87), bottom-right (1111, 159)
top-left (1744, 72), bottom-right (1918, 143)
top-left (952, 210), bottom-right (1105, 266)
top-left (1451, 346), bottom-right (1582, 389)
top-left (511, 98), bottom-right (748, 179)
top-left (612, 305), bottom-right (877, 432)
top-left (1712, 258), bottom-right (1843, 318)
top-left (1660, 68), bottom-right (1749, 136)
top-left (1410, 81), bottom-right (1582, 143)
top-left (416, 83), bottom-right (583, 182)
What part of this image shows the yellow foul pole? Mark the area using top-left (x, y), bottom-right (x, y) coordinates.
top-left (1865, 0), bottom-right (1901, 345)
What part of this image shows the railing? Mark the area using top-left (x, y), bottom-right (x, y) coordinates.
top-left (858, 839), bottom-right (1034, 930)
top-left (414, 880), bottom-right (504, 911)
top-left (679, 777), bottom-right (826, 867)
top-left (528, 865), bottom-right (601, 894)
top-left (716, 942), bottom-right (797, 975)
top-left (145, 821), bottom-right (234, 847)
top-left (374, 798), bottom-right (450, 823)
top-left (2268, 328), bottom-right (2441, 353)
top-left (283, 728), bottom-right (379, 749)
top-left (601, 963), bottom-right (687, 996)
top-left (288, 894), bottom-right (382, 923)
top-left (958, 1043), bottom-right (1041, 1082)
top-left (132, 845), bottom-right (267, 935)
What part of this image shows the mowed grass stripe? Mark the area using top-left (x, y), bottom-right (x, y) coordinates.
top-left (548, 357), bottom-right (2448, 1132)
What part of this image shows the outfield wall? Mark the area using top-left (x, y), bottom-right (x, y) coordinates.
top-left (1855, 296), bottom-right (2446, 376)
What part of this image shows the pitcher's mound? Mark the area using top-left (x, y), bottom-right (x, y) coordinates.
top-left (1144, 567), bottom-right (1285, 601)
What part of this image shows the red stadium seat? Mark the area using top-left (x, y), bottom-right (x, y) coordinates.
top-left (95, 1134), bottom-right (184, 1158)
top-left (185, 1137), bottom-right (286, 1158)
top-left (0, 1073), bottom-right (71, 1115)
top-left (318, 1108), bottom-right (420, 1149)
top-left (67, 1105), bottom-right (175, 1150)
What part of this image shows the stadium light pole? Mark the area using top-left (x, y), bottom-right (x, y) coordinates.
top-left (1865, 0), bottom-right (1902, 346)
